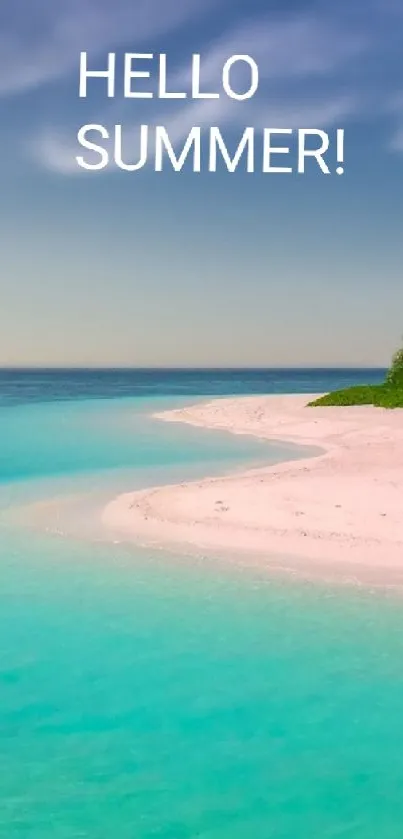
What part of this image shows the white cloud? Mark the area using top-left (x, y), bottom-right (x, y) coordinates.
top-left (390, 127), bottom-right (403, 152)
top-left (0, 0), bottom-right (220, 95)
top-left (27, 9), bottom-right (368, 174)
top-left (30, 131), bottom-right (84, 175)
top-left (170, 16), bottom-right (368, 89)
top-left (381, 93), bottom-right (403, 152)
top-left (6, 0), bottom-right (403, 170)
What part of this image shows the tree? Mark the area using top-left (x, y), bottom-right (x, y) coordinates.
top-left (386, 345), bottom-right (403, 387)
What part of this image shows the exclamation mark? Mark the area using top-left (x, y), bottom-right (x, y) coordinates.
top-left (336, 129), bottom-right (344, 175)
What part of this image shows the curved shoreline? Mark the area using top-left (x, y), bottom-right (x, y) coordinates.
top-left (103, 394), bottom-right (403, 586)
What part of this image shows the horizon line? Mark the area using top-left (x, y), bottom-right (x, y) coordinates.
top-left (0, 365), bottom-right (388, 372)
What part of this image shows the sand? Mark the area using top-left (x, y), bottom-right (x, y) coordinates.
top-left (103, 395), bottom-right (403, 585)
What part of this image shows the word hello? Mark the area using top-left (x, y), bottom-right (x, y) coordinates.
top-left (79, 52), bottom-right (260, 101)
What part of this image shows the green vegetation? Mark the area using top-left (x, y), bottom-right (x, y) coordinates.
top-left (309, 346), bottom-right (403, 409)
top-left (309, 384), bottom-right (403, 408)
top-left (386, 347), bottom-right (403, 387)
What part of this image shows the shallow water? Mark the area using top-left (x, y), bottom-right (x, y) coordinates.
top-left (2, 368), bottom-right (403, 839)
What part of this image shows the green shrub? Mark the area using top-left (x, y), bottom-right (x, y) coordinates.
top-left (308, 342), bottom-right (403, 409)
top-left (374, 386), bottom-right (403, 408)
top-left (386, 348), bottom-right (403, 387)
top-left (309, 386), bottom-right (377, 407)
top-left (308, 384), bottom-right (403, 409)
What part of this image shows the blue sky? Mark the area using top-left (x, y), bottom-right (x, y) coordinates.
top-left (1, 0), bottom-right (402, 367)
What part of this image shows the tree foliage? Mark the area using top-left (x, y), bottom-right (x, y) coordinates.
top-left (386, 346), bottom-right (403, 387)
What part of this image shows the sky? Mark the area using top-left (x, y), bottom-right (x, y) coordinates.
top-left (1, 0), bottom-right (403, 367)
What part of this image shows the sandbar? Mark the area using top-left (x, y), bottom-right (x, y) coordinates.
top-left (103, 395), bottom-right (403, 585)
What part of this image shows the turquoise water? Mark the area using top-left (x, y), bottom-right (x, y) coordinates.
top-left (1, 369), bottom-right (402, 838)
top-left (0, 395), bottom-right (272, 484)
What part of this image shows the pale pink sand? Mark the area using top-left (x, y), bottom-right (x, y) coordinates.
top-left (103, 395), bottom-right (403, 584)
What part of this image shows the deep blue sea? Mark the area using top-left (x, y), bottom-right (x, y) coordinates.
top-left (2, 367), bottom-right (403, 839)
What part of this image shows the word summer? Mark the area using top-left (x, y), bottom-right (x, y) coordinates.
top-left (76, 126), bottom-right (345, 174)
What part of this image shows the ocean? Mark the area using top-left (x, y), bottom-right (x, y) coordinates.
top-left (2, 367), bottom-right (403, 839)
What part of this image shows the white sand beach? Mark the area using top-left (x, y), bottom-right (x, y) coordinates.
top-left (103, 395), bottom-right (403, 584)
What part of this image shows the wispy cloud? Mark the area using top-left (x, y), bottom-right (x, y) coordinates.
top-left (26, 8), bottom-right (369, 174)
top-left (0, 0), bottom-right (221, 96)
top-left (3, 0), bottom-right (402, 171)
top-left (170, 16), bottom-right (369, 88)
top-left (385, 93), bottom-right (403, 152)
top-left (390, 129), bottom-right (403, 151)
